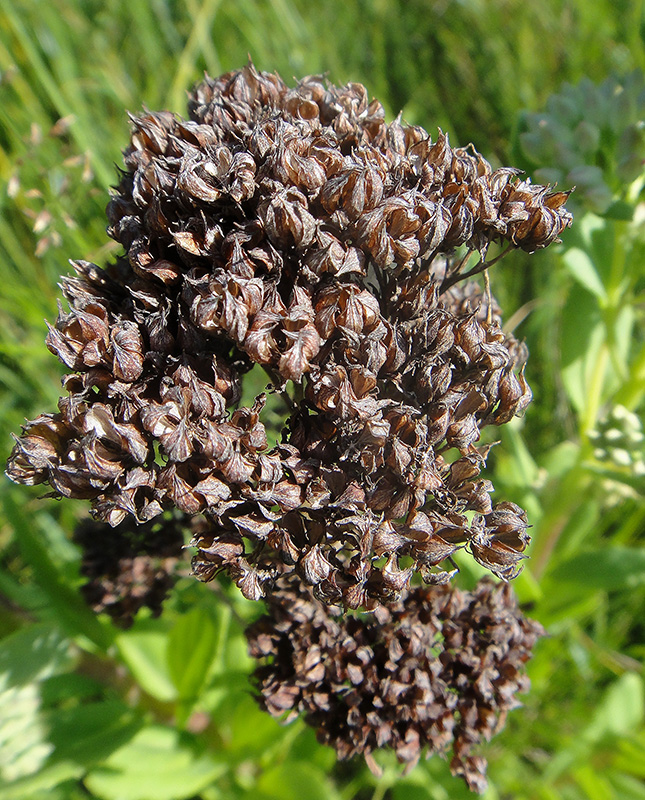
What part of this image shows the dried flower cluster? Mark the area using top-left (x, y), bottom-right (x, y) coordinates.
top-left (73, 514), bottom-right (186, 626)
top-left (5, 63), bottom-right (563, 789)
top-left (6, 63), bottom-right (571, 608)
top-left (247, 576), bottom-right (543, 792)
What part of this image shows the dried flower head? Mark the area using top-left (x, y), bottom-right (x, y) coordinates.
top-left (73, 512), bottom-right (186, 627)
top-left (247, 576), bottom-right (544, 793)
top-left (6, 62), bottom-right (572, 607)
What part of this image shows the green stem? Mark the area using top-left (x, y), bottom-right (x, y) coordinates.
top-left (579, 341), bottom-right (609, 437)
top-left (616, 341), bottom-right (645, 410)
top-left (371, 777), bottom-right (391, 800)
top-left (167, 0), bottom-right (222, 111)
top-left (530, 463), bottom-right (591, 580)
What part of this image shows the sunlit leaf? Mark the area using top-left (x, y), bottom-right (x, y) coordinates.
top-left (549, 548), bottom-right (645, 591)
top-left (115, 628), bottom-right (177, 703)
top-left (584, 673), bottom-right (644, 741)
top-left (563, 247), bottom-right (607, 301)
top-left (250, 761), bottom-right (340, 800)
top-left (0, 624), bottom-right (73, 691)
top-left (166, 607), bottom-right (218, 702)
top-left (84, 726), bottom-right (226, 800)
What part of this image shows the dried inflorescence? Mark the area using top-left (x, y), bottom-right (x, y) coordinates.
top-left (73, 513), bottom-right (186, 627)
top-left (6, 62), bottom-right (572, 606)
top-left (247, 576), bottom-right (543, 793)
top-left (247, 578), bottom-right (543, 791)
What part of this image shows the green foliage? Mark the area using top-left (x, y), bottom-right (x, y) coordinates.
top-left (83, 726), bottom-right (227, 800)
top-left (1, 1), bottom-right (644, 799)
top-left (516, 71), bottom-right (645, 214)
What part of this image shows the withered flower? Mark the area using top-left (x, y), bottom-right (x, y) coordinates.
top-left (7, 62), bottom-right (572, 606)
top-left (73, 512), bottom-right (187, 627)
top-left (247, 575), bottom-right (544, 793)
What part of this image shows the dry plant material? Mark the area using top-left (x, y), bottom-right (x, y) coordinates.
top-left (73, 513), bottom-right (186, 627)
top-left (247, 575), bottom-right (544, 792)
top-left (7, 63), bottom-right (572, 606)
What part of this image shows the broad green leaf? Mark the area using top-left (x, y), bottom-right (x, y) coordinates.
top-left (252, 762), bottom-right (340, 800)
top-left (116, 628), bottom-right (177, 703)
top-left (3, 495), bottom-right (112, 650)
top-left (559, 286), bottom-right (604, 415)
top-left (603, 200), bottom-right (635, 221)
top-left (542, 674), bottom-right (644, 784)
top-left (540, 440), bottom-right (580, 479)
top-left (224, 693), bottom-right (286, 756)
top-left (573, 211), bottom-right (606, 245)
top-left (549, 547), bottom-right (645, 591)
top-left (166, 607), bottom-right (218, 701)
top-left (584, 672), bottom-right (644, 741)
top-left (201, 668), bottom-right (253, 717)
top-left (84, 726), bottom-right (226, 800)
top-left (391, 784), bottom-right (436, 800)
top-left (573, 763), bottom-right (614, 800)
top-left (537, 590), bottom-right (603, 631)
top-left (563, 247), bottom-right (607, 301)
top-left (498, 422), bottom-right (541, 489)
top-left (0, 760), bottom-right (82, 800)
top-left (0, 624), bottom-right (73, 691)
top-left (0, 683), bottom-right (52, 782)
top-left (588, 217), bottom-right (626, 293)
top-left (614, 735), bottom-right (645, 777)
top-left (44, 699), bottom-right (141, 766)
top-left (39, 673), bottom-right (103, 706)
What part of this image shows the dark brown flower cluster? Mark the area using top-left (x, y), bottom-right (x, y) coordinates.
top-left (73, 513), bottom-right (186, 627)
top-left (6, 63), bottom-right (572, 606)
top-left (247, 576), bottom-right (543, 793)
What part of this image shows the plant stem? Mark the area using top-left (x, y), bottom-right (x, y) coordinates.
top-left (530, 464), bottom-right (590, 580)
top-left (440, 245), bottom-right (511, 292)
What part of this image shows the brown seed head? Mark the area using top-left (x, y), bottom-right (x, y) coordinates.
top-left (6, 62), bottom-right (571, 607)
top-left (247, 575), bottom-right (544, 792)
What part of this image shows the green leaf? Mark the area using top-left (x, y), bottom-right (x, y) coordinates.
top-left (0, 761), bottom-right (82, 800)
top-left (549, 547), bottom-right (645, 591)
top-left (2, 495), bottom-right (112, 651)
top-left (613, 304), bottom-right (635, 371)
top-left (0, 624), bottom-right (73, 691)
top-left (584, 673), bottom-right (644, 742)
top-left (498, 421), bottom-right (541, 490)
top-left (614, 735), bottom-right (645, 777)
top-left (563, 247), bottom-right (607, 301)
top-left (251, 762), bottom-right (340, 800)
top-left (45, 699), bottom-right (141, 766)
top-left (559, 283), bottom-right (605, 415)
top-left (573, 763), bottom-right (615, 800)
top-left (39, 673), bottom-right (103, 706)
top-left (560, 318), bottom-right (606, 417)
top-left (540, 440), bottom-right (581, 479)
top-left (166, 607), bottom-right (218, 702)
top-left (116, 627), bottom-right (177, 703)
top-left (84, 726), bottom-right (226, 800)
top-left (391, 785), bottom-right (435, 800)
top-left (603, 200), bottom-right (635, 221)
top-left (224, 693), bottom-right (286, 756)
top-left (608, 772), bottom-right (645, 800)
top-left (0, 683), bottom-right (52, 782)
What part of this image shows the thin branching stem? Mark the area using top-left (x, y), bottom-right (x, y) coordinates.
top-left (262, 364), bottom-right (297, 410)
top-left (440, 245), bottom-right (512, 292)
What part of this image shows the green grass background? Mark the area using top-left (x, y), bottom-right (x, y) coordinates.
top-left (1, 1), bottom-right (645, 799)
